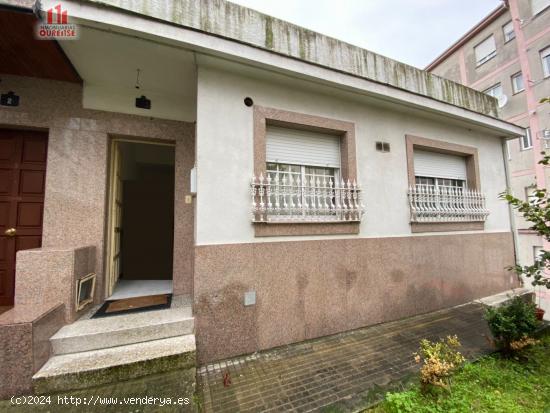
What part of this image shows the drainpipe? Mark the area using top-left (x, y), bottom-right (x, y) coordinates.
top-left (502, 137), bottom-right (520, 279)
top-left (509, 0), bottom-right (549, 254)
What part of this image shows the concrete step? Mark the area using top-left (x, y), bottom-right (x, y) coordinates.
top-left (51, 306), bottom-right (194, 355)
top-left (33, 335), bottom-right (196, 394)
top-left (475, 287), bottom-right (534, 307)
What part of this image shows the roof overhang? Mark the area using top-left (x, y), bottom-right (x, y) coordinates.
top-left (0, 4), bottom-right (81, 83)
top-left (1, 0), bottom-right (525, 138)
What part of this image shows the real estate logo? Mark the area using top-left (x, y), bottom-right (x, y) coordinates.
top-left (35, 2), bottom-right (79, 40)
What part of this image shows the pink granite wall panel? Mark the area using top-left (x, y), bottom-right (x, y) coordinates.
top-left (194, 232), bottom-right (517, 363)
top-left (0, 304), bottom-right (65, 398)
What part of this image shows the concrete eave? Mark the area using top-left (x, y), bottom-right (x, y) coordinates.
top-left (4, 0), bottom-right (525, 138)
top-left (56, 0), bottom-right (505, 115)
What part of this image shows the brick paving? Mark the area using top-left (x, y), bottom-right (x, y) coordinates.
top-left (197, 303), bottom-right (494, 412)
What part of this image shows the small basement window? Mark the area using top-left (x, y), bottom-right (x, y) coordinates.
top-left (76, 273), bottom-right (96, 311)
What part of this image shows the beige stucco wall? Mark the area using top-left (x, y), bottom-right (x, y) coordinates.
top-left (195, 59), bottom-right (512, 246)
top-left (0, 75), bottom-right (195, 306)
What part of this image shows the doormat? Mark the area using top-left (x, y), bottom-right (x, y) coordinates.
top-left (92, 294), bottom-right (172, 318)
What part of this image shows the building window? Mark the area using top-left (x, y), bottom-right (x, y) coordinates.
top-left (265, 162), bottom-right (339, 218)
top-left (525, 185), bottom-right (537, 202)
top-left (252, 125), bottom-right (363, 223)
top-left (541, 46), bottom-right (550, 78)
top-left (531, 0), bottom-right (550, 16)
top-left (502, 21), bottom-right (515, 42)
top-left (483, 83), bottom-right (503, 98)
top-left (511, 72), bottom-right (524, 93)
top-left (521, 128), bottom-right (533, 150)
top-left (475, 35), bottom-right (497, 66)
top-left (409, 149), bottom-right (488, 223)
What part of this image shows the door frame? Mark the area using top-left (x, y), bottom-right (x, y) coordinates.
top-left (104, 137), bottom-right (176, 299)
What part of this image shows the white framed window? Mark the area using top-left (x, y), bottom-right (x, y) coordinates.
top-left (409, 149), bottom-right (489, 223)
top-left (266, 162), bottom-right (338, 218)
top-left (511, 72), bottom-right (524, 93)
top-left (534, 246), bottom-right (544, 264)
top-left (415, 176), bottom-right (466, 191)
top-left (483, 83), bottom-right (503, 98)
top-left (525, 185), bottom-right (537, 202)
top-left (541, 46), bottom-right (550, 78)
top-left (531, 0), bottom-right (550, 16)
top-left (475, 35), bottom-right (496, 65)
top-left (502, 21), bottom-right (515, 42)
top-left (251, 125), bottom-right (363, 223)
top-left (521, 128), bottom-right (533, 150)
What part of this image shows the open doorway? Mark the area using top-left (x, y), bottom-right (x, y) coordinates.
top-left (105, 139), bottom-right (175, 303)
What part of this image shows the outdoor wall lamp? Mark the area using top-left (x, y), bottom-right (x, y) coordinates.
top-left (1, 91), bottom-right (20, 107)
top-left (135, 95), bottom-right (151, 110)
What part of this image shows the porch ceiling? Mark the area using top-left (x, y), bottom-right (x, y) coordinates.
top-left (0, 7), bottom-right (80, 83)
top-left (59, 26), bottom-right (197, 122)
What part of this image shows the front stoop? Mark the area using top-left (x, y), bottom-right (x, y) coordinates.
top-left (33, 335), bottom-right (196, 394)
top-left (32, 300), bottom-right (197, 398)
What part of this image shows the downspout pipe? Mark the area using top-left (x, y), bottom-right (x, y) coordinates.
top-left (502, 137), bottom-right (521, 286)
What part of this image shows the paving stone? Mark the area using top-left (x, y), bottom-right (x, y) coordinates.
top-left (197, 303), bottom-right (493, 412)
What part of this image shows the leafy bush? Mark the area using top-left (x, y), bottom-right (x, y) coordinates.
top-left (484, 296), bottom-right (538, 352)
top-left (413, 335), bottom-right (465, 393)
top-left (373, 332), bottom-right (550, 413)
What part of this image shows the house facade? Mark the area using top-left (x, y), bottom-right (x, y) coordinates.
top-left (426, 0), bottom-right (550, 314)
top-left (0, 0), bottom-right (524, 397)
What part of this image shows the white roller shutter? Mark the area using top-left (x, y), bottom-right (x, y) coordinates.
top-left (266, 126), bottom-right (341, 168)
top-left (414, 150), bottom-right (467, 181)
top-left (474, 35), bottom-right (496, 63)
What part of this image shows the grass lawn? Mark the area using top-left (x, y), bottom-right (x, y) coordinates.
top-left (370, 331), bottom-right (550, 413)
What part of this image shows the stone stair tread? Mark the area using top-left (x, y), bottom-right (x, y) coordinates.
top-left (475, 288), bottom-right (532, 307)
top-left (52, 306), bottom-right (193, 339)
top-left (34, 335), bottom-right (195, 379)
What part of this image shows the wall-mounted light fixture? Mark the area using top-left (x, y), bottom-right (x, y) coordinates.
top-left (1, 91), bottom-right (20, 107)
top-left (135, 95), bottom-right (151, 110)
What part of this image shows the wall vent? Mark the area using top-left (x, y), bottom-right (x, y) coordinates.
top-left (76, 273), bottom-right (96, 311)
top-left (376, 141), bottom-right (390, 152)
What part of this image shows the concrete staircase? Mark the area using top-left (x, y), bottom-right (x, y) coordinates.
top-left (33, 297), bottom-right (196, 394)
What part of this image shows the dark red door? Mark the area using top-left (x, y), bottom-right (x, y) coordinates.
top-left (0, 129), bottom-right (47, 305)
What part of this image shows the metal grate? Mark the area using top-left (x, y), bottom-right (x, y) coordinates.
top-left (408, 184), bottom-right (489, 223)
top-left (251, 174), bottom-right (364, 223)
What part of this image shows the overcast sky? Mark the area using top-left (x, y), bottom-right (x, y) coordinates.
top-left (230, 0), bottom-right (502, 68)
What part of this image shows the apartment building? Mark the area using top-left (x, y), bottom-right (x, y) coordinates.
top-left (427, 0), bottom-right (550, 310)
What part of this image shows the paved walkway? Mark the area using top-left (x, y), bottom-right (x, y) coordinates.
top-left (197, 303), bottom-right (493, 412)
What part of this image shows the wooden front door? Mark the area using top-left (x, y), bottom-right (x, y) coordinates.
top-left (0, 129), bottom-right (47, 305)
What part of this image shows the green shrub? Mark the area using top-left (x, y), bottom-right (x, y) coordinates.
top-left (413, 335), bottom-right (465, 393)
top-left (484, 296), bottom-right (538, 352)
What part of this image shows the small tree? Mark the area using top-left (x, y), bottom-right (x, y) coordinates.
top-left (500, 153), bottom-right (550, 289)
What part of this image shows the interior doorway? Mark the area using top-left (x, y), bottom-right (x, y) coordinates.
top-left (106, 139), bottom-right (175, 300)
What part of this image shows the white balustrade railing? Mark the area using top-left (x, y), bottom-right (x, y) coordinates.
top-left (408, 185), bottom-right (489, 223)
top-left (251, 174), bottom-right (364, 223)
